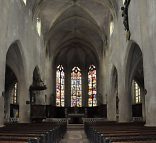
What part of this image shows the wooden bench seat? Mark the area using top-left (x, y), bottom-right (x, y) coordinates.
top-left (0, 136), bottom-right (38, 143)
top-left (0, 141), bottom-right (27, 143)
top-left (84, 122), bottom-right (156, 143)
top-left (0, 130), bottom-right (48, 142)
top-left (0, 133), bottom-right (43, 140)
top-left (114, 141), bottom-right (156, 143)
top-left (0, 122), bottom-right (67, 143)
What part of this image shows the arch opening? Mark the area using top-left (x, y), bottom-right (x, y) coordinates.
top-left (4, 65), bottom-right (19, 122)
top-left (126, 42), bottom-right (145, 122)
top-left (4, 41), bottom-right (27, 123)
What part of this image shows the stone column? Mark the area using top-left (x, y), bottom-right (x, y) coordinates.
top-left (107, 84), bottom-right (116, 121)
top-left (4, 91), bottom-right (10, 123)
top-left (118, 70), bottom-right (132, 122)
top-left (19, 82), bottom-right (30, 123)
top-left (0, 95), bottom-right (4, 126)
top-left (141, 88), bottom-right (146, 121)
top-left (45, 59), bottom-right (53, 105)
top-left (65, 68), bottom-right (71, 107)
top-left (82, 67), bottom-right (88, 107)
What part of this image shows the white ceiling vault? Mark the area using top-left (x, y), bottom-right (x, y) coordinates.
top-left (32, 0), bottom-right (118, 61)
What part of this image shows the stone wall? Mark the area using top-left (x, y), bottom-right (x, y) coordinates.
top-left (104, 0), bottom-right (156, 126)
top-left (0, 0), bottom-right (45, 125)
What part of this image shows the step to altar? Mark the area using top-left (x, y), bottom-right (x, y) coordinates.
top-left (67, 124), bottom-right (84, 130)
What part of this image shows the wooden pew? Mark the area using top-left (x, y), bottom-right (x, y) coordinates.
top-left (114, 142), bottom-right (156, 143)
top-left (0, 136), bottom-right (38, 143)
top-left (84, 121), bottom-right (156, 143)
top-left (0, 122), bottom-right (67, 143)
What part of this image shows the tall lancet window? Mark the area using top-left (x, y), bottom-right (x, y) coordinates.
top-left (56, 65), bottom-right (65, 107)
top-left (132, 80), bottom-right (141, 104)
top-left (71, 67), bottom-right (82, 107)
top-left (88, 65), bottom-right (97, 107)
top-left (11, 82), bottom-right (18, 104)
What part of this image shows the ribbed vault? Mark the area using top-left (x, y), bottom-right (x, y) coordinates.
top-left (32, 0), bottom-right (117, 62)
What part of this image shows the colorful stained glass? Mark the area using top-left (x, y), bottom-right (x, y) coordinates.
top-left (56, 65), bottom-right (65, 107)
top-left (88, 65), bottom-right (97, 107)
top-left (71, 67), bottom-right (82, 107)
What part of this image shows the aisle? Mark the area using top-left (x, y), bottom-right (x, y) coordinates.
top-left (60, 124), bottom-right (89, 143)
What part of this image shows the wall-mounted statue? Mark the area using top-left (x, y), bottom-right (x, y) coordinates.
top-left (29, 66), bottom-right (47, 104)
top-left (121, 0), bottom-right (131, 40)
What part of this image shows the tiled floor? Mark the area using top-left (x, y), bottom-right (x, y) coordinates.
top-left (60, 124), bottom-right (89, 143)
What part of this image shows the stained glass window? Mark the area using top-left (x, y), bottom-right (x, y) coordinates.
top-left (56, 65), bottom-right (65, 107)
top-left (71, 67), bottom-right (82, 107)
top-left (11, 82), bottom-right (18, 104)
top-left (88, 65), bottom-right (97, 107)
top-left (132, 80), bottom-right (141, 104)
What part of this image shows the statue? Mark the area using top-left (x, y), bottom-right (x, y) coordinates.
top-left (121, 0), bottom-right (131, 40)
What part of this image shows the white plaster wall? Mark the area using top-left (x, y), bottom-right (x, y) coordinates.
top-left (104, 0), bottom-right (156, 126)
top-left (0, 0), bottom-right (45, 125)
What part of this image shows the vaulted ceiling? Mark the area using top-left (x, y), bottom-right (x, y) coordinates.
top-left (32, 0), bottom-right (117, 61)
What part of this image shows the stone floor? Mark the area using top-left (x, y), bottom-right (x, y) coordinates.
top-left (60, 124), bottom-right (89, 143)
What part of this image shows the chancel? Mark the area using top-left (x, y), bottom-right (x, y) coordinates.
top-left (0, 0), bottom-right (156, 143)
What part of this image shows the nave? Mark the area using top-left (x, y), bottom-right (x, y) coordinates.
top-left (1, 0), bottom-right (156, 142)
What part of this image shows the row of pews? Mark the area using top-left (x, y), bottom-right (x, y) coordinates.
top-left (0, 121), bottom-right (67, 143)
top-left (84, 121), bottom-right (156, 143)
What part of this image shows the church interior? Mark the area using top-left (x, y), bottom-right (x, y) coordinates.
top-left (0, 0), bottom-right (156, 142)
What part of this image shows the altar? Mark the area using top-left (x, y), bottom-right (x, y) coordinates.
top-left (30, 105), bottom-right (107, 123)
top-left (67, 113), bottom-right (85, 124)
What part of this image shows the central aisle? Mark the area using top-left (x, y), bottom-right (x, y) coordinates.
top-left (60, 124), bottom-right (89, 143)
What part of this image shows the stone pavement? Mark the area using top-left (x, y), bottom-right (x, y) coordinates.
top-left (60, 124), bottom-right (89, 143)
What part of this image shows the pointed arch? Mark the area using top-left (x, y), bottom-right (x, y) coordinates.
top-left (125, 41), bottom-right (145, 121)
top-left (4, 40), bottom-right (26, 122)
top-left (125, 41), bottom-right (144, 102)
